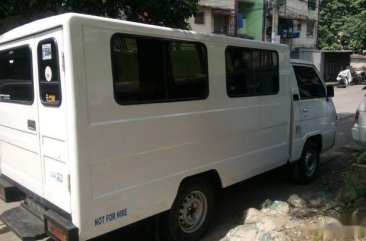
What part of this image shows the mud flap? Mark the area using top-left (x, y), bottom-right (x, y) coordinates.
top-left (0, 177), bottom-right (24, 203)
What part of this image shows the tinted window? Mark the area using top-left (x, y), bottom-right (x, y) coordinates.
top-left (0, 46), bottom-right (33, 104)
top-left (293, 65), bottom-right (326, 99)
top-left (111, 34), bottom-right (208, 105)
top-left (37, 39), bottom-right (62, 107)
top-left (225, 46), bottom-right (279, 97)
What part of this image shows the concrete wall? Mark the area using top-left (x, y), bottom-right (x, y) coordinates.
top-left (291, 20), bottom-right (317, 48)
top-left (351, 55), bottom-right (366, 72)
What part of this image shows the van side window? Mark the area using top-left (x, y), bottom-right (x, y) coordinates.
top-left (0, 46), bottom-right (34, 104)
top-left (225, 46), bottom-right (279, 97)
top-left (293, 65), bottom-right (326, 99)
top-left (111, 34), bottom-right (208, 105)
top-left (37, 39), bottom-right (61, 107)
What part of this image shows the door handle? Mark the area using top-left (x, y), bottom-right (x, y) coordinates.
top-left (302, 108), bottom-right (309, 113)
top-left (27, 120), bottom-right (36, 131)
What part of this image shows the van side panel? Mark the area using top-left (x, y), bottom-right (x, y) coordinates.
top-left (76, 25), bottom-right (291, 239)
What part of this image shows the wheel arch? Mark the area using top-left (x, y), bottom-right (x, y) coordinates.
top-left (306, 134), bottom-right (322, 152)
top-left (179, 170), bottom-right (222, 196)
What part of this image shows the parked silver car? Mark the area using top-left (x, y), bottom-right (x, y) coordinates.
top-left (352, 97), bottom-right (366, 145)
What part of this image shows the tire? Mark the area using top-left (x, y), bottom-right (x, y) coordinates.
top-left (298, 141), bottom-right (320, 184)
top-left (160, 178), bottom-right (214, 241)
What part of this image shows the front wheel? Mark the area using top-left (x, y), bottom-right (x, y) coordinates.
top-left (160, 178), bottom-right (214, 241)
top-left (298, 141), bottom-right (320, 184)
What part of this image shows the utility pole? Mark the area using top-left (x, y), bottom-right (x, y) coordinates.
top-left (271, 0), bottom-right (279, 43)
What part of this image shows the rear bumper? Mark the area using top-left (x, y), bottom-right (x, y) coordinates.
top-left (0, 175), bottom-right (78, 241)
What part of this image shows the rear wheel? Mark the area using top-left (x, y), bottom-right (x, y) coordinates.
top-left (298, 141), bottom-right (319, 184)
top-left (160, 178), bottom-right (214, 241)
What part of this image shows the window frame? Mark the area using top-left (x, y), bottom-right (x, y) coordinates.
top-left (194, 12), bottom-right (205, 24)
top-left (306, 23), bottom-right (314, 38)
top-left (292, 64), bottom-right (326, 100)
top-left (37, 38), bottom-right (62, 107)
top-left (110, 33), bottom-right (209, 105)
top-left (0, 45), bottom-right (34, 105)
top-left (308, 0), bottom-right (316, 11)
top-left (225, 46), bottom-right (280, 98)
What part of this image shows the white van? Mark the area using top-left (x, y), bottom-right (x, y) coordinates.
top-left (0, 13), bottom-right (336, 241)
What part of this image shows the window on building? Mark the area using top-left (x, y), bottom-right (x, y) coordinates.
top-left (293, 65), bottom-right (326, 99)
top-left (213, 15), bottom-right (229, 35)
top-left (194, 12), bottom-right (205, 24)
top-left (308, 0), bottom-right (316, 11)
top-left (0, 45), bottom-right (34, 104)
top-left (306, 23), bottom-right (314, 38)
top-left (111, 34), bottom-right (209, 105)
top-left (225, 46), bottom-right (279, 97)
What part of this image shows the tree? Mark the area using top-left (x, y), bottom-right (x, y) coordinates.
top-left (0, 0), bottom-right (62, 34)
top-left (0, 0), bottom-right (198, 34)
top-left (319, 0), bottom-right (366, 51)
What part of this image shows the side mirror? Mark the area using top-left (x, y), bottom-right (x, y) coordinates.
top-left (326, 85), bottom-right (334, 98)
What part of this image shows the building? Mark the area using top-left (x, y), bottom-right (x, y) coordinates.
top-left (266, 0), bottom-right (319, 49)
top-left (189, 0), bottom-right (319, 45)
top-left (188, 0), bottom-right (236, 36)
top-left (237, 0), bottom-right (265, 40)
top-left (188, 0), bottom-right (265, 41)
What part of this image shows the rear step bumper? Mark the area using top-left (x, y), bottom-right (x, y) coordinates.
top-left (0, 206), bottom-right (46, 240)
top-left (0, 176), bottom-right (24, 202)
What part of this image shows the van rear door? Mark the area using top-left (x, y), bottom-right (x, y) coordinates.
top-left (35, 29), bottom-right (70, 212)
top-left (0, 28), bottom-right (70, 213)
top-left (0, 39), bottom-right (43, 197)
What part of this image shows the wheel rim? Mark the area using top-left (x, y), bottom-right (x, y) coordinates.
top-left (178, 190), bottom-right (208, 233)
top-left (304, 148), bottom-right (317, 177)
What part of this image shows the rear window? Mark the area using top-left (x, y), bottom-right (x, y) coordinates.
top-left (0, 46), bottom-right (34, 104)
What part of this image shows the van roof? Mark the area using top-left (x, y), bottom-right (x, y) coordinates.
top-left (0, 13), bottom-right (289, 52)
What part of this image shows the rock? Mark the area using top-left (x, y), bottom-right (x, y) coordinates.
top-left (258, 231), bottom-right (290, 241)
top-left (289, 207), bottom-right (310, 218)
top-left (255, 218), bottom-right (279, 232)
top-left (244, 208), bottom-right (266, 224)
top-left (225, 224), bottom-right (257, 241)
top-left (287, 194), bottom-right (306, 208)
top-left (262, 199), bottom-right (273, 209)
top-left (225, 220), bottom-right (290, 241)
top-left (323, 201), bottom-right (338, 211)
top-left (262, 201), bottom-right (290, 216)
top-left (303, 192), bottom-right (328, 208)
